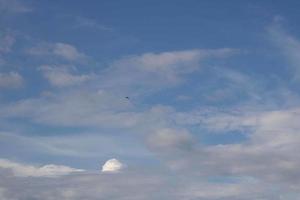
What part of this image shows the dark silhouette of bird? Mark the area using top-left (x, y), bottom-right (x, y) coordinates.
top-left (125, 97), bottom-right (129, 100)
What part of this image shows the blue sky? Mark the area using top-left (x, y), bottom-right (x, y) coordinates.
top-left (1, 0), bottom-right (300, 199)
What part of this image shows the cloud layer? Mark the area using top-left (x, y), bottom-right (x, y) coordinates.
top-left (1, 1), bottom-right (300, 199)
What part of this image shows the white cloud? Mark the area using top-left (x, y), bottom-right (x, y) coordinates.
top-left (0, 72), bottom-right (23, 89)
top-left (101, 158), bottom-right (123, 173)
top-left (28, 42), bottom-right (87, 62)
top-left (104, 48), bottom-right (237, 90)
top-left (0, 159), bottom-right (84, 177)
top-left (40, 65), bottom-right (92, 87)
top-left (53, 43), bottom-right (86, 61)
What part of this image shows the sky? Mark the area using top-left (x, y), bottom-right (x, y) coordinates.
top-left (1, 0), bottom-right (300, 199)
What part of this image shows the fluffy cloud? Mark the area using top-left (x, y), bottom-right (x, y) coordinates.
top-left (0, 72), bottom-right (23, 89)
top-left (101, 158), bottom-right (123, 173)
top-left (40, 65), bottom-right (92, 87)
top-left (0, 159), bottom-right (84, 177)
top-left (53, 43), bottom-right (86, 61)
top-left (28, 42), bottom-right (87, 62)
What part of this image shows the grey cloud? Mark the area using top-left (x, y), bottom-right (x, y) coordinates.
top-left (146, 128), bottom-right (194, 151)
top-left (156, 106), bottom-right (300, 187)
top-left (0, 165), bottom-right (296, 200)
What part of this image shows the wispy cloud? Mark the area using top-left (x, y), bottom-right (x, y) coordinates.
top-left (0, 33), bottom-right (16, 65)
top-left (74, 16), bottom-right (113, 31)
top-left (0, 159), bottom-right (84, 177)
top-left (0, 0), bottom-right (31, 14)
top-left (102, 48), bottom-right (238, 93)
top-left (0, 72), bottom-right (23, 89)
top-left (0, 48), bottom-right (237, 127)
top-left (0, 33), bottom-right (15, 54)
top-left (268, 18), bottom-right (300, 80)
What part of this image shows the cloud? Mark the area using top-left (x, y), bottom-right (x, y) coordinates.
top-left (268, 19), bottom-right (300, 80)
top-left (0, 0), bottom-right (31, 14)
top-left (103, 48), bottom-right (237, 91)
top-left (150, 106), bottom-right (300, 187)
top-left (0, 33), bottom-right (15, 65)
top-left (0, 48), bottom-right (238, 128)
top-left (53, 43), bottom-right (86, 61)
top-left (0, 159), bottom-right (84, 177)
top-left (40, 65), bottom-right (92, 87)
top-left (101, 158), bottom-right (123, 173)
top-left (0, 33), bottom-right (15, 54)
top-left (0, 188), bottom-right (12, 200)
top-left (0, 89), bottom-right (139, 127)
top-left (146, 128), bottom-right (194, 151)
top-left (0, 72), bottom-right (23, 89)
top-left (28, 42), bottom-right (87, 62)
top-left (74, 16), bottom-right (112, 31)
top-left (0, 131), bottom-right (152, 162)
top-left (0, 169), bottom-right (173, 200)
top-left (0, 167), bottom-right (295, 200)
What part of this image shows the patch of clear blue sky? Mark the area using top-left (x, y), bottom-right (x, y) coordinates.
top-left (9, 0), bottom-right (283, 57)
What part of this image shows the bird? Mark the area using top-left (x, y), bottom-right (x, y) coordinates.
top-left (125, 97), bottom-right (129, 100)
